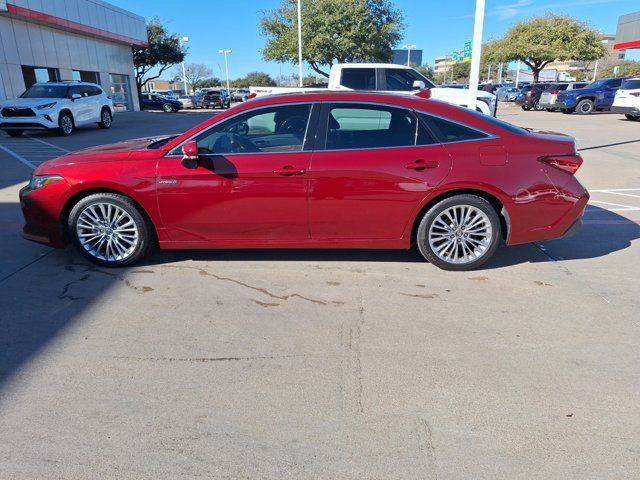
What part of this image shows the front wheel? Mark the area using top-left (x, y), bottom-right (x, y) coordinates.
top-left (521, 105), bottom-right (532, 111)
top-left (576, 99), bottom-right (594, 115)
top-left (533, 101), bottom-right (543, 111)
top-left (546, 108), bottom-right (557, 112)
top-left (58, 112), bottom-right (74, 136)
top-left (625, 114), bottom-right (640, 121)
top-left (416, 195), bottom-right (502, 271)
top-left (163, 103), bottom-right (174, 113)
top-left (68, 193), bottom-right (153, 267)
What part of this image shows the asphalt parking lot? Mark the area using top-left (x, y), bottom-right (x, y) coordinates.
top-left (1, 105), bottom-right (638, 479)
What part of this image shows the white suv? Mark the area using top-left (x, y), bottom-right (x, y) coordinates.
top-left (612, 78), bottom-right (640, 121)
top-left (0, 81), bottom-right (114, 136)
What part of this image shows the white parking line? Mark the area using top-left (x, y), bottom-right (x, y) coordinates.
top-left (588, 200), bottom-right (640, 212)
top-left (25, 135), bottom-right (70, 153)
top-left (0, 144), bottom-right (35, 169)
top-left (590, 188), bottom-right (640, 192)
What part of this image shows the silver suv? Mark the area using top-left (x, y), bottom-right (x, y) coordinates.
top-left (0, 81), bottom-right (114, 137)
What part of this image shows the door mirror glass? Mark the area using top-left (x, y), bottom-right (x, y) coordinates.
top-left (71, 93), bottom-right (82, 100)
top-left (181, 140), bottom-right (199, 169)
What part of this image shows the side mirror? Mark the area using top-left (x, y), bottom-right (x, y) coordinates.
top-left (181, 140), bottom-right (199, 169)
top-left (412, 80), bottom-right (426, 90)
top-left (71, 93), bottom-right (82, 101)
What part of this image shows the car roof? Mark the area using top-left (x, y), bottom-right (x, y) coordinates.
top-left (33, 81), bottom-right (101, 87)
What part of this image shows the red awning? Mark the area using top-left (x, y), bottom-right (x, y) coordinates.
top-left (614, 39), bottom-right (640, 50)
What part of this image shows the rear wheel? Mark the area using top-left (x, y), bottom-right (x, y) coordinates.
top-left (6, 130), bottom-right (23, 137)
top-left (533, 100), bottom-right (543, 111)
top-left (98, 108), bottom-right (112, 129)
top-left (163, 103), bottom-right (174, 113)
top-left (521, 105), bottom-right (532, 111)
top-left (624, 114), bottom-right (640, 121)
top-left (416, 194), bottom-right (502, 271)
top-left (68, 193), bottom-right (153, 267)
top-left (576, 99), bottom-right (594, 115)
top-left (546, 108), bottom-right (557, 112)
top-left (58, 112), bottom-right (74, 136)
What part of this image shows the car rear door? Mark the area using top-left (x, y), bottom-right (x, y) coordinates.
top-left (308, 102), bottom-right (452, 240)
top-left (157, 102), bottom-right (318, 242)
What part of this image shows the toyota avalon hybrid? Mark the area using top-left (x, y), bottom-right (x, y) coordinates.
top-left (19, 91), bottom-right (589, 271)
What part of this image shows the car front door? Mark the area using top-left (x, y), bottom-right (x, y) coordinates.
top-left (157, 102), bottom-right (317, 242)
top-left (308, 102), bottom-right (452, 240)
top-left (68, 85), bottom-right (92, 124)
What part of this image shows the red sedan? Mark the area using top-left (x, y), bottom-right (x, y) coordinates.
top-left (19, 91), bottom-right (588, 271)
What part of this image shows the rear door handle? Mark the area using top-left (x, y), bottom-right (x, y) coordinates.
top-left (273, 165), bottom-right (306, 176)
top-left (405, 159), bottom-right (439, 170)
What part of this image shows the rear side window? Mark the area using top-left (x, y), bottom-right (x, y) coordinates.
top-left (326, 104), bottom-right (417, 149)
top-left (418, 113), bottom-right (489, 143)
top-left (622, 79), bottom-right (640, 89)
top-left (88, 86), bottom-right (103, 96)
top-left (341, 68), bottom-right (376, 90)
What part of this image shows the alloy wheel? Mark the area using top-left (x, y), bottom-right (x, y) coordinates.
top-left (428, 205), bottom-right (493, 265)
top-left (102, 110), bottom-right (111, 127)
top-left (61, 114), bottom-right (73, 135)
top-left (75, 202), bottom-right (139, 262)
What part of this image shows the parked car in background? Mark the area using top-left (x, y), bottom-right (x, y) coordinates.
top-left (20, 91), bottom-right (588, 271)
top-left (192, 92), bottom-right (205, 109)
top-left (178, 95), bottom-right (195, 109)
top-left (232, 89), bottom-right (250, 102)
top-left (539, 82), bottom-right (588, 111)
top-left (151, 90), bottom-right (178, 100)
top-left (611, 77), bottom-right (640, 121)
top-left (202, 89), bottom-right (231, 109)
top-left (141, 93), bottom-right (182, 113)
top-left (515, 83), bottom-right (553, 111)
top-left (556, 77), bottom-right (628, 115)
top-left (496, 86), bottom-right (520, 102)
top-left (0, 81), bottom-right (114, 137)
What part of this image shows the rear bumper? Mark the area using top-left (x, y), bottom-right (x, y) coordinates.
top-left (611, 106), bottom-right (640, 115)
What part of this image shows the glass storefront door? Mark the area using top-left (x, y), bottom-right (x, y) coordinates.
top-left (109, 73), bottom-right (132, 111)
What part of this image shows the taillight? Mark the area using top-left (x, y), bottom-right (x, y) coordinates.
top-left (247, 93), bottom-right (257, 99)
top-left (550, 90), bottom-right (559, 95)
top-left (539, 154), bottom-right (583, 175)
top-left (414, 89), bottom-right (431, 99)
top-left (630, 92), bottom-right (640, 97)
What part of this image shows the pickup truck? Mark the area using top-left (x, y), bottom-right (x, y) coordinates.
top-left (249, 63), bottom-right (497, 116)
top-left (555, 77), bottom-right (629, 114)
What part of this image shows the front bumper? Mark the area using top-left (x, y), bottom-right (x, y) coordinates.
top-left (19, 184), bottom-right (68, 248)
top-left (611, 105), bottom-right (640, 115)
top-left (0, 113), bottom-right (58, 130)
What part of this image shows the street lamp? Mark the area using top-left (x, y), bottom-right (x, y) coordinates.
top-left (179, 36), bottom-right (189, 94)
top-left (218, 49), bottom-right (232, 96)
top-left (467, 0), bottom-right (486, 112)
top-left (402, 44), bottom-right (416, 66)
top-left (297, 0), bottom-right (303, 87)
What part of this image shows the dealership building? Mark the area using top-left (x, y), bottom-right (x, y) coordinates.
top-left (0, 0), bottom-right (146, 110)
top-left (614, 11), bottom-right (640, 51)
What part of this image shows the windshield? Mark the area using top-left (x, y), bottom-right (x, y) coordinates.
top-left (20, 85), bottom-right (69, 98)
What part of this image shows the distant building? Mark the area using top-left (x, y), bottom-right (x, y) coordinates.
top-left (392, 49), bottom-right (423, 66)
top-left (0, 0), bottom-right (146, 110)
top-left (434, 55), bottom-right (453, 76)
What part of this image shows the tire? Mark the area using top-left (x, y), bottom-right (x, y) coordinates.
top-left (58, 111), bottom-right (74, 136)
top-left (521, 105), bottom-right (531, 111)
top-left (6, 130), bottom-right (23, 137)
top-left (561, 109), bottom-right (573, 114)
top-left (163, 103), bottom-right (173, 113)
top-left (533, 100), bottom-right (543, 111)
top-left (546, 108), bottom-right (557, 112)
top-left (98, 108), bottom-right (112, 129)
top-left (416, 194), bottom-right (502, 271)
top-left (68, 192), bottom-right (153, 267)
top-left (624, 114), bottom-right (640, 121)
top-left (576, 99), bottom-right (594, 115)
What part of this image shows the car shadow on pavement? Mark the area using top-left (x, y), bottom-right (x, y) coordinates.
top-left (484, 205), bottom-right (639, 269)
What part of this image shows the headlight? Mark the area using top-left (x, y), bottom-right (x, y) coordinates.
top-left (28, 174), bottom-right (64, 190)
top-left (35, 102), bottom-right (57, 110)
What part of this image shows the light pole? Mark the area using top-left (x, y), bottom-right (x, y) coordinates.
top-left (403, 44), bottom-right (416, 66)
top-left (218, 49), bottom-right (232, 96)
top-left (515, 59), bottom-right (521, 88)
top-left (179, 36), bottom-right (189, 94)
top-left (467, 0), bottom-right (486, 111)
top-left (297, 0), bottom-right (303, 87)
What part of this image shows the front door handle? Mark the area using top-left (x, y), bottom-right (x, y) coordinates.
top-left (273, 165), bottom-right (306, 176)
top-left (405, 159), bottom-right (439, 170)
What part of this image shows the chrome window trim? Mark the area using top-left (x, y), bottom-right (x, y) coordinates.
top-left (165, 101), bottom-right (316, 157)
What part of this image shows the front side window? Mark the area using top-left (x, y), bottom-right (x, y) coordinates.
top-left (385, 68), bottom-right (434, 91)
top-left (341, 68), bottom-right (376, 90)
top-left (192, 104), bottom-right (312, 154)
top-left (607, 78), bottom-right (623, 88)
top-left (326, 104), bottom-right (418, 150)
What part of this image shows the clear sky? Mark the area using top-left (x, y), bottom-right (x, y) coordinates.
top-left (109, 0), bottom-right (640, 80)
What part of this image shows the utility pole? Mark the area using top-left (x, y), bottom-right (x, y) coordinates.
top-left (297, 0), bottom-right (303, 87)
top-left (467, 0), bottom-right (486, 111)
top-left (179, 37), bottom-right (189, 94)
top-left (218, 49), bottom-right (232, 95)
top-left (515, 59), bottom-right (521, 88)
top-left (403, 44), bottom-right (416, 66)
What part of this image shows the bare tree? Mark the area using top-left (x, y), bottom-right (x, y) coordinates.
top-left (173, 63), bottom-right (213, 93)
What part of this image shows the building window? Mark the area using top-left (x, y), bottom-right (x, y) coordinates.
top-left (72, 70), bottom-right (100, 84)
top-left (109, 73), bottom-right (132, 111)
top-left (21, 66), bottom-right (60, 89)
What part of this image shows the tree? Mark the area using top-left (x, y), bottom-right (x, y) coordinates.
top-left (133, 18), bottom-right (185, 102)
top-left (172, 63), bottom-right (213, 93)
top-left (415, 63), bottom-right (435, 80)
top-left (483, 15), bottom-right (607, 82)
top-left (598, 60), bottom-right (640, 79)
top-left (241, 71), bottom-right (278, 87)
top-left (261, 0), bottom-right (404, 77)
top-left (194, 77), bottom-right (222, 89)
